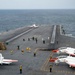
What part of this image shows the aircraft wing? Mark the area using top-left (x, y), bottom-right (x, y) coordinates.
top-left (66, 61), bottom-right (75, 67)
top-left (2, 59), bottom-right (18, 64)
top-left (64, 56), bottom-right (75, 67)
top-left (66, 51), bottom-right (75, 56)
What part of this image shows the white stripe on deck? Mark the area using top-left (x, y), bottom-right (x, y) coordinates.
top-left (6, 28), bottom-right (33, 43)
top-left (50, 25), bottom-right (56, 44)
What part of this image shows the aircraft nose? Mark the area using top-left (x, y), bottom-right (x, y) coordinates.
top-left (49, 58), bottom-right (58, 62)
top-left (52, 50), bottom-right (58, 53)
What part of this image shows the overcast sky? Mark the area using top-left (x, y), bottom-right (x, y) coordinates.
top-left (0, 0), bottom-right (75, 9)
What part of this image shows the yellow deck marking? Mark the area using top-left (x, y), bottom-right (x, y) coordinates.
top-left (41, 58), bottom-right (49, 71)
top-left (34, 48), bottom-right (39, 52)
top-left (39, 48), bottom-right (75, 74)
top-left (43, 69), bottom-right (75, 74)
top-left (40, 52), bottom-right (53, 71)
top-left (34, 48), bottom-right (75, 74)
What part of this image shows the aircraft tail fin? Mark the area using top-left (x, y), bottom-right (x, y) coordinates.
top-left (0, 53), bottom-right (4, 64)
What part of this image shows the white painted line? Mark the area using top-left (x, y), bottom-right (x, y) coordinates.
top-left (6, 28), bottom-right (33, 43)
top-left (50, 25), bottom-right (56, 44)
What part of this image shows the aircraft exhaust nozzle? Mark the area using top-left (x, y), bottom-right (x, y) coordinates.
top-left (52, 50), bottom-right (58, 53)
top-left (49, 58), bottom-right (58, 62)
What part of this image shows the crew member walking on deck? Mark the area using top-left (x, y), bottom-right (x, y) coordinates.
top-left (42, 38), bottom-right (45, 44)
top-left (56, 41), bottom-right (58, 44)
top-left (49, 64), bottom-right (53, 72)
top-left (23, 39), bottom-right (25, 41)
top-left (34, 51), bottom-right (36, 57)
top-left (10, 50), bottom-right (13, 55)
top-left (35, 38), bottom-right (37, 43)
top-left (19, 65), bottom-right (22, 74)
top-left (21, 49), bottom-right (24, 54)
top-left (43, 40), bottom-right (45, 44)
top-left (28, 38), bottom-right (30, 41)
top-left (17, 45), bottom-right (20, 50)
top-left (32, 37), bottom-right (34, 40)
top-left (50, 55), bottom-right (52, 59)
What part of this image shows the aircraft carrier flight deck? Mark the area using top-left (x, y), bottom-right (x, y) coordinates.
top-left (0, 25), bottom-right (75, 75)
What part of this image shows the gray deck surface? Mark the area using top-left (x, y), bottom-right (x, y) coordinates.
top-left (0, 25), bottom-right (75, 75)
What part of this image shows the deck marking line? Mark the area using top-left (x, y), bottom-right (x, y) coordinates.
top-left (40, 53), bottom-right (52, 71)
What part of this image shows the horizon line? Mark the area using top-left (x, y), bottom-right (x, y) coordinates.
top-left (0, 8), bottom-right (75, 10)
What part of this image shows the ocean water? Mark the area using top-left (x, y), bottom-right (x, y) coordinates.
top-left (0, 9), bottom-right (75, 35)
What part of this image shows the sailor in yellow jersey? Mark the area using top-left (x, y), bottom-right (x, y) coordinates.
top-left (26, 47), bottom-right (31, 52)
top-left (50, 55), bottom-right (52, 59)
top-left (10, 50), bottom-right (13, 55)
top-left (21, 49), bottom-right (24, 54)
top-left (19, 65), bottom-right (22, 74)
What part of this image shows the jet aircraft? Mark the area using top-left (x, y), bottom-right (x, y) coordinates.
top-left (0, 53), bottom-right (18, 64)
top-left (52, 47), bottom-right (75, 56)
top-left (29, 24), bottom-right (38, 27)
top-left (50, 55), bottom-right (75, 67)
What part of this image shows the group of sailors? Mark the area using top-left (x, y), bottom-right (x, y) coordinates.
top-left (8, 36), bottom-right (52, 74)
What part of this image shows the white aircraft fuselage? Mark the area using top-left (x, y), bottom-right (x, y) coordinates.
top-left (50, 55), bottom-right (75, 67)
top-left (0, 53), bottom-right (18, 65)
top-left (52, 47), bottom-right (75, 56)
